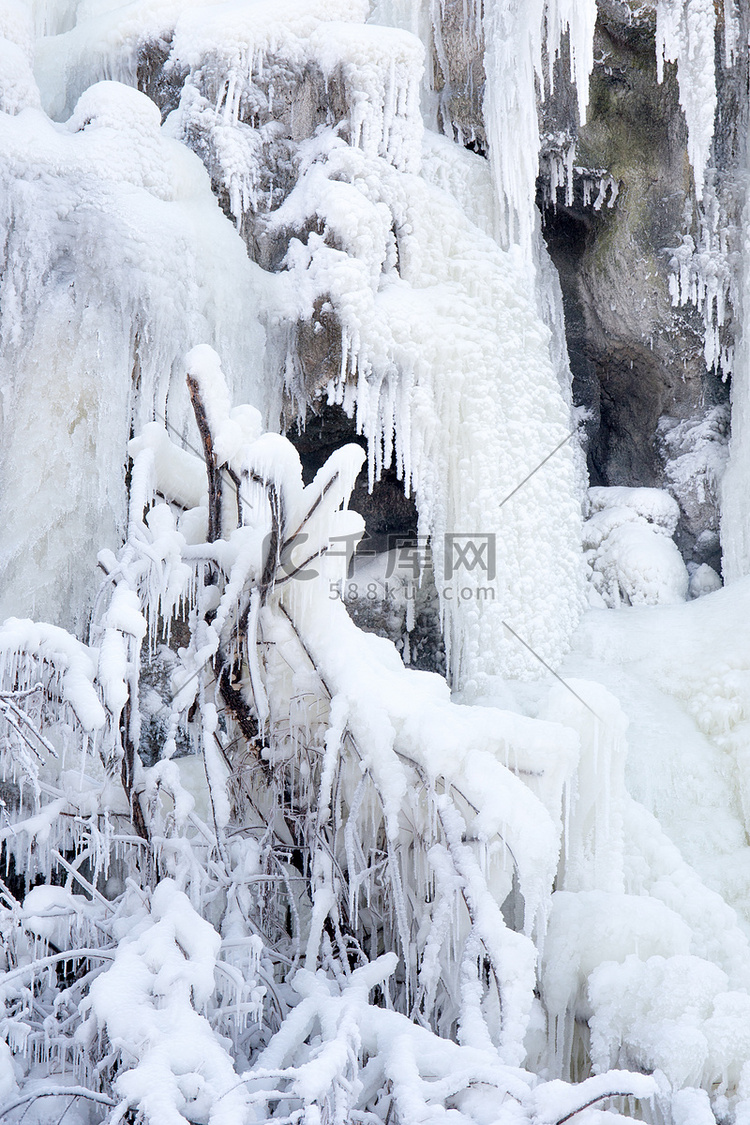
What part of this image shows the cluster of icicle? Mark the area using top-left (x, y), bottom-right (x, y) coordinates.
top-left (657, 0), bottom-right (743, 385)
top-left (0, 348), bottom-right (660, 1124)
top-left (667, 190), bottom-right (736, 377)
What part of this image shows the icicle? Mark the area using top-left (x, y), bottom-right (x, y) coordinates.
top-left (482, 0), bottom-right (596, 253)
top-left (655, 0), bottom-right (717, 197)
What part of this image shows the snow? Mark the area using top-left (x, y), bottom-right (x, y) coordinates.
top-left (0, 0), bottom-right (34, 60)
top-left (83, 879), bottom-right (253, 1125)
top-left (281, 567), bottom-right (579, 929)
top-left (128, 423), bottom-right (209, 511)
top-left (583, 488), bottom-right (689, 607)
top-left (0, 619), bottom-right (105, 732)
top-left (689, 562), bottom-right (722, 598)
top-left (0, 38), bottom-right (41, 113)
top-left (309, 21), bottom-right (424, 171)
top-left (109, 400), bottom-right (591, 1091)
top-left (531, 1071), bottom-right (658, 1124)
top-left (588, 954), bottom-right (750, 1096)
top-left (588, 486), bottom-right (682, 534)
top-left (672, 1087), bottom-right (720, 1125)
top-left (21, 887), bottom-right (93, 952)
top-left (3, 1), bottom-right (750, 1123)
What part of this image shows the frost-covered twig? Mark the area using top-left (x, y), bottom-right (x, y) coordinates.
top-left (0, 1086), bottom-right (116, 1118)
top-left (0, 691), bottom-right (58, 760)
top-left (187, 369), bottom-right (225, 544)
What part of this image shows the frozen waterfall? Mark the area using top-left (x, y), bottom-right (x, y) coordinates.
top-left (2, 2), bottom-right (750, 1124)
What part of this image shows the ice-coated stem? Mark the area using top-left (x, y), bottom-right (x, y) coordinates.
top-left (187, 372), bottom-right (224, 544)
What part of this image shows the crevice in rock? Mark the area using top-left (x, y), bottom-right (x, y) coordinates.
top-left (289, 405), bottom-right (445, 672)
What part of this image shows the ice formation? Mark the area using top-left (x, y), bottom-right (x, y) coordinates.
top-left (583, 487), bottom-right (690, 607)
top-left (2, 1), bottom-right (750, 1125)
top-left (0, 57), bottom-right (267, 627)
top-left (2, 0), bottom-right (590, 683)
top-left (481, 0), bottom-right (596, 251)
top-left (655, 0), bottom-right (717, 198)
top-left (722, 177), bottom-right (750, 581)
top-left (652, 1), bottom-right (739, 394)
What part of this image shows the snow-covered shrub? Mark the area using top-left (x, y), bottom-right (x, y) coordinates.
top-left (2, 352), bottom-right (750, 1124)
top-left (80, 880), bottom-right (255, 1125)
top-left (0, 351), bottom-right (660, 1125)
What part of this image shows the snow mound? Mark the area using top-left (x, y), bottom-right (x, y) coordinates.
top-left (584, 488), bottom-right (689, 607)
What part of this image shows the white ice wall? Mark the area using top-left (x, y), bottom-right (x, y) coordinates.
top-left (0, 51), bottom-right (266, 628)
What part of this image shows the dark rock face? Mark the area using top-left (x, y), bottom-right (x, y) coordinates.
top-left (292, 405), bottom-right (415, 543)
top-left (133, 0), bottom-right (745, 591)
top-left (137, 38), bottom-right (183, 122)
top-left (431, 0), bottom-right (487, 149)
top-left (293, 407), bottom-right (445, 669)
top-left (565, 4), bottom-right (713, 485)
top-left (538, 2), bottom-right (739, 570)
top-left (409, 0), bottom-right (738, 571)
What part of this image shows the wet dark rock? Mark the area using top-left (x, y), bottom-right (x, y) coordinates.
top-left (291, 405), bottom-right (444, 662)
top-left (538, 1), bottom-right (737, 567)
top-left (137, 38), bottom-right (184, 121)
top-left (291, 404), bottom-right (417, 550)
top-left (132, 1), bottom-right (742, 582)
